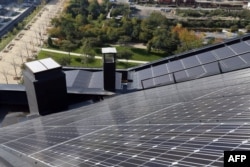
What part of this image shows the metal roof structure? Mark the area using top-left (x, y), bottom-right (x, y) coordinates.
top-left (102, 47), bottom-right (117, 54)
top-left (0, 69), bottom-right (250, 167)
top-left (1, 35), bottom-right (250, 166)
top-left (25, 58), bottom-right (61, 74)
top-left (127, 34), bottom-right (250, 90)
top-left (65, 70), bottom-right (122, 90)
top-left (0, 66), bottom-right (250, 166)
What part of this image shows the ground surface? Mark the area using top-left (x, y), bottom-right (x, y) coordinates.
top-left (0, 0), bottom-right (66, 84)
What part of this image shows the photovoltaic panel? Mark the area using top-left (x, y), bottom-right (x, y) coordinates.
top-left (220, 56), bottom-right (248, 72)
top-left (128, 35), bottom-right (250, 90)
top-left (137, 68), bottom-right (153, 81)
top-left (2, 69), bottom-right (250, 166)
top-left (181, 56), bottom-right (201, 68)
top-left (174, 70), bottom-right (188, 82)
top-left (203, 62), bottom-right (221, 76)
top-left (154, 74), bottom-right (174, 86)
top-left (240, 52), bottom-right (250, 63)
top-left (26, 123), bottom-right (250, 167)
top-left (167, 60), bottom-right (184, 73)
top-left (186, 66), bottom-right (205, 79)
top-left (212, 47), bottom-right (236, 59)
top-left (152, 64), bottom-right (168, 76)
top-left (4, 34), bottom-right (250, 166)
top-left (196, 52), bottom-right (217, 64)
top-left (228, 42), bottom-right (250, 54)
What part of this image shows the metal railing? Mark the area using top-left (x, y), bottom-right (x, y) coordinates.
top-left (141, 51), bottom-right (250, 89)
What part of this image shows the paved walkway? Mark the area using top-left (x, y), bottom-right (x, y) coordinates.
top-left (0, 0), bottom-right (65, 84)
top-left (0, 0), bottom-right (148, 84)
top-left (41, 48), bottom-right (149, 64)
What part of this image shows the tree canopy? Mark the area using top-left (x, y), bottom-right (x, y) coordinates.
top-left (47, 1), bottom-right (213, 57)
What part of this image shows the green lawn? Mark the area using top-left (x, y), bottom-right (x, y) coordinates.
top-left (38, 50), bottom-right (139, 69)
top-left (115, 46), bottom-right (166, 61)
top-left (47, 45), bottom-right (167, 62)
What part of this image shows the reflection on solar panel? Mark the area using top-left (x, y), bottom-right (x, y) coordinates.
top-left (1, 67), bottom-right (250, 166)
top-left (128, 35), bottom-right (250, 89)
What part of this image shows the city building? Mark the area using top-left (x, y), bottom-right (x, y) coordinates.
top-left (0, 33), bottom-right (250, 166)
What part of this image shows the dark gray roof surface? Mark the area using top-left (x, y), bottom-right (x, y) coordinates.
top-left (0, 67), bottom-right (250, 166)
top-left (65, 70), bottom-right (122, 90)
top-left (127, 34), bottom-right (250, 89)
top-left (1, 35), bottom-right (250, 167)
top-left (0, 84), bottom-right (25, 91)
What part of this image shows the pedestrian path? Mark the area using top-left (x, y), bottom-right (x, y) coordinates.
top-left (41, 48), bottom-right (149, 64)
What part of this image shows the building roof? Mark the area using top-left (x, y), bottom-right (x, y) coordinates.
top-left (127, 34), bottom-right (250, 90)
top-left (0, 67), bottom-right (250, 166)
top-left (65, 70), bottom-right (122, 90)
top-left (25, 58), bottom-right (61, 73)
top-left (102, 47), bottom-right (117, 54)
top-left (1, 34), bottom-right (250, 166)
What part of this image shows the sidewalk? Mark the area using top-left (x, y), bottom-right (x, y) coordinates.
top-left (0, 0), bottom-right (66, 84)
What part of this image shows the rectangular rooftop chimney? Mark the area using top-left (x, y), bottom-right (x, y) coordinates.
top-left (102, 47), bottom-right (117, 92)
top-left (23, 58), bottom-right (67, 116)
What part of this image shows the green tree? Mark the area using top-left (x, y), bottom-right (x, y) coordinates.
top-left (246, 24), bottom-right (250, 33)
top-left (88, 0), bottom-right (100, 19)
top-left (75, 14), bottom-right (84, 26)
top-left (58, 56), bottom-right (71, 66)
top-left (230, 25), bottom-right (238, 33)
top-left (60, 40), bottom-right (77, 57)
top-left (118, 36), bottom-right (131, 45)
top-left (117, 49), bottom-right (133, 64)
top-left (47, 36), bottom-right (53, 47)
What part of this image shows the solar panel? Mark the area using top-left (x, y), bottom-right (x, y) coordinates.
top-left (186, 66), bottom-right (205, 79)
top-left (244, 40), bottom-right (250, 45)
top-left (168, 60), bottom-right (184, 73)
top-left (240, 52), bottom-right (250, 63)
top-left (220, 56), bottom-right (248, 72)
top-left (197, 52), bottom-right (217, 64)
top-left (2, 64), bottom-right (250, 165)
top-left (154, 75), bottom-right (174, 86)
top-left (182, 56), bottom-right (201, 68)
top-left (137, 68), bottom-right (154, 88)
top-left (228, 42), bottom-right (250, 54)
top-left (203, 62), bottom-right (221, 76)
top-left (152, 64), bottom-right (168, 76)
top-left (174, 70), bottom-right (188, 82)
top-left (213, 47), bottom-right (236, 59)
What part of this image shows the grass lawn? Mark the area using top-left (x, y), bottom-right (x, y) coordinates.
top-left (115, 46), bottom-right (166, 61)
top-left (47, 45), bottom-right (167, 62)
top-left (38, 50), bottom-right (139, 69)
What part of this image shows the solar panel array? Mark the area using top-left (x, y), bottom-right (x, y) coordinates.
top-left (65, 70), bottom-right (122, 90)
top-left (1, 67), bottom-right (250, 166)
top-left (128, 38), bottom-right (250, 89)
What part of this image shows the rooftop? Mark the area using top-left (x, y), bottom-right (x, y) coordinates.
top-left (0, 34), bottom-right (250, 166)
